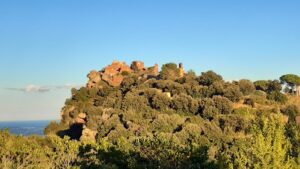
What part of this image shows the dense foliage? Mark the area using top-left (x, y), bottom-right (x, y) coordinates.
top-left (1, 63), bottom-right (300, 169)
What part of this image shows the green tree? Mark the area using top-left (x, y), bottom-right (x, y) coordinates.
top-left (254, 80), bottom-right (269, 91)
top-left (198, 71), bottom-right (223, 86)
top-left (267, 80), bottom-right (282, 93)
top-left (280, 74), bottom-right (300, 95)
top-left (223, 84), bottom-right (242, 102)
top-left (228, 117), bottom-right (295, 169)
top-left (159, 63), bottom-right (181, 80)
top-left (238, 79), bottom-right (255, 95)
top-left (267, 91), bottom-right (287, 104)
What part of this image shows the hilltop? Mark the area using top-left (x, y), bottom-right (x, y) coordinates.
top-left (45, 61), bottom-right (300, 143)
top-left (42, 61), bottom-right (300, 168)
top-left (2, 60), bottom-right (300, 168)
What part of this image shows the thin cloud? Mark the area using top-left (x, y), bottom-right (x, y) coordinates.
top-left (5, 84), bottom-right (82, 93)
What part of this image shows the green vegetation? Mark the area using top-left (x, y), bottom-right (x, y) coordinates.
top-left (1, 63), bottom-right (300, 169)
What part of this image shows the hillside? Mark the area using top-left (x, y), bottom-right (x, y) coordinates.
top-left (42, 60), bottom-right (300, 168)
top-left (1, 60), bottom-right (300, 169)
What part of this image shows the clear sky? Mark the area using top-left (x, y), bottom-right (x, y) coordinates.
top-left (0, 0), bottom-right (299, 121)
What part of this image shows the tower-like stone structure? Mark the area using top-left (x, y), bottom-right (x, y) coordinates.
top-left (179, 63), bottom-right (185, 77)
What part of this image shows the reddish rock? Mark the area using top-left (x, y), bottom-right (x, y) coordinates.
top-left (87, 70), bottom-right (101, 88)
top-left (100, 61), bottom-right (132, 86)
top-left (153, 64), bottom-right (159, 76)
top-left (104, 61), bottom-right (132, 76)
top-left (78, 113), bottom-right (87, 119)
top-left (76, 118), bottom-right (86, 124)
top-left (111, 74), bottom-right (124, 87)
top-left (89, 61), bottom-right (161, 87)
top-left (131, 61), bottom-right (145, 71)
top-left (76, 113), bottom-right (87, 124)
top-left (102, 73), bottom-right (124, 87)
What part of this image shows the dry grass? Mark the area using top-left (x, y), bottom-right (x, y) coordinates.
top-left (286, 95), bottom-right (300, 110)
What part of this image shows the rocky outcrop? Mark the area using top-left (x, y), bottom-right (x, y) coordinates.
top-left (101, 61), bottom-right (132, 87)
top-left (75, 113), bottom-right (87, 124)
top-left (131, 61), bottom-right (145, 72)
top-left (87, 60), bottom-right (160, 88)
top-left (87, 70), bottom-right (101, 88)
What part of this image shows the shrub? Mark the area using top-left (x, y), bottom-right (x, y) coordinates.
top-left (254, 80), bottom-right (269, 91)
top-left (281, 105), bottom-right (299, 121)
top-left (238, 79), bottom-right (255, 95)
top-left (267, 91), bottom-right (288, 104)
top-left (198, 71), bottom-right (223, 86)
top-left (200, 96), bottom-right (233, 120)
top-left (212, 96), bottom-right (233, 115)
top-left (223, 84), bottom-right (242, 102)
top-left (159, 63), bottom-right (181, 80)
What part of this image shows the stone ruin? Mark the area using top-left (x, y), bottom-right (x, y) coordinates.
top-left (179, 63), bottom-right (185, 78)
top-left (87, 60), bottom-right (159, 88)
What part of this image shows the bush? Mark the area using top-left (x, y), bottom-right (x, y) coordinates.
top-left (254, 80), bottom-right (269, 91)
top-left (198, 71), bottom-right (223, 86)
top-left (212, 96), bottom-right (233, 115)
top-left (267, 91), bottom-right (288, 104)
top-left (171, 94), bottom-right (200, 114)
top-left (254, 80), bottom-right (282, 93)
top-left (281, 105), bottom-right (299, 121)
top-left (238, 79), bottom-right (255, 95)
top-left (223, 84), bottom-right (242, 102)
top-left (159, 63), bottom-right (181, 80)
top-left (200, 96), bottom-right (233, 120)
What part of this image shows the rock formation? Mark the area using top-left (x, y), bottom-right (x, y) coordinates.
top-left (75, 113), bottom-right (87, 124)
top-left (87, 60), bottom-right (160, 88)
top-left (87, 70), bottom-right (101, 88)
top-left (131, 61), bottom-right (145, 71)
top-left (58, 60), bottom-right (190, 141)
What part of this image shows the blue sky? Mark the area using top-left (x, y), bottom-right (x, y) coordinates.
top-left (0, 0), bottom-right (300, 121)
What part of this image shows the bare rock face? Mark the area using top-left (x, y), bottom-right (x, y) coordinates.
top-left (86, 61), bottom-right (162, 88)
top-left (75, 113), bottom-right (87, 124)
top-left (102, 73), bottom-right (125, 87)
top-left (104, 60), bottom-right (132, 75)
top-left (87, 70), bottom-right (101, 88)
top-left (80, 127), bottom-right (97, 142)
top-left (101, 61), bottom-right (132, 86)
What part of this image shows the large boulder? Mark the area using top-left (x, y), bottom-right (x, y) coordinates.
top-left (87, 70), bottom-right (101, 88)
